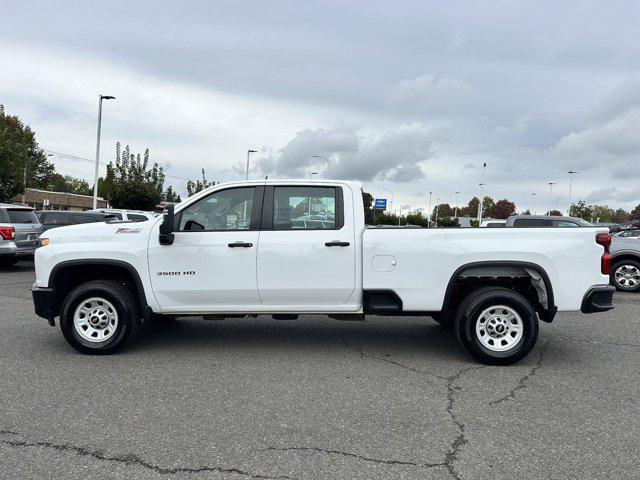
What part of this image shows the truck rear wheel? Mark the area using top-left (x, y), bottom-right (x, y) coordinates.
top-left (60, 280), bottom-right (141, 354)
top-left (454, 287), bottom-right (538, 365)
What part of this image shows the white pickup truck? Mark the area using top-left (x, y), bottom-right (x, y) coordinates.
top-left (33, 180), bottom-right (614, 364)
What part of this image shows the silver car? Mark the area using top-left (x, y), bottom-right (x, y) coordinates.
top-left (611, 229), bottom-right (640, 292)
top-left (0, 204), bottom-right (45, 266)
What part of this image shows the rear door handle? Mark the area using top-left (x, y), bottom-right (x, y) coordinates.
top-left (325, 241), bottom-right (350, 247)
top-left (228, 241), bottom-right (253, 248)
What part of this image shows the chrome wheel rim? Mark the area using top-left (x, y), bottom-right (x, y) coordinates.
top-left (475, 305), bottom-right (523, 352)
top-left (614, 265), bottom-right (640, 289)
top-left (73, 297), bottom-right (119, 343)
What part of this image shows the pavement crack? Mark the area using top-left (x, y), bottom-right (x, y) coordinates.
top-left (261, 446), bottom-right (445, 469)
top-left (343, 342), bottom-right (449, 380)
top-left (443, 364), bottom-right (487, 480)
top-left (0, 430), bottom-right (294, 479)
top-left (489, 341), bottom-right (549, 406)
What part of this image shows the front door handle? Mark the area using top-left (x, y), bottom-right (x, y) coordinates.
top-left (228, 241), bottom-right (253, 248)
top-left (325, 241), bottom-right (350, 247)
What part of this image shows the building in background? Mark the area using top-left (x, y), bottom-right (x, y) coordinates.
top-left (9, 188), bottom-right (108, 211)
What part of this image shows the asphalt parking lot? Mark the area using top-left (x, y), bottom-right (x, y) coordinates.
top-left (1, 260), bottom-right (639, 480)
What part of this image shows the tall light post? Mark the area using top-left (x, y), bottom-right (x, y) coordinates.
top-left (567, 170), bottom-right (578, 215)
top-left (454, 191), bottom-right (460, 218)
top-left (435, 197), bottom-right (440, 228)
top-left (245, 149), bottom-right (258, 180)
top-left (311, 155), bottom-right (331, 176)
top-left (476, 162), bottom-right (487, 223)
top-left (477, 183), bottom-right (485, 223)
top-left (428, 191), bottom-right (433, 227)
top-left (531, 193), bottom-right (537, 214)
top-left (93, 95), bottom-right (116, 209)
top-left (548, 182), bottom-right (556, 214)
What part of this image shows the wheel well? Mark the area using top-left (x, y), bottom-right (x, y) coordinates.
top-left (612, 254), bottom-right (640, 267)
top-left (49, 262), bottom-right (146, 318)
top-left (443, 263), bottom-right (555, 322)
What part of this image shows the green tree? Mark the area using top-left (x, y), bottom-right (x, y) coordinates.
top-left (570, 201), bottom-right (593, 220)
top-left (105, 142), bottom-right (165, 210)
top-left (187, 169), bottom-right (214, 196)
top-left (630, 203), bottom-right (640, 221)
top-left (548, 209), bottom-right (563, 216)
top-left (362, 191), bottom-right (375, 225)
top-left (163, 186), bottom-right (182, 203)
top-left (482, 196), bottom-right (495, 218)
top-left (0, 105), bottom-right (55, 201)
top-left (591, 205), bottom-right (615, 223)
top-left (491, 199), bottom-right (516, 219)
top-left (46, 173), bottom-right (92, 195)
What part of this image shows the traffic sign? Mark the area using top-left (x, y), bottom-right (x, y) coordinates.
top-left (374, 198), bottom-right (387, 210)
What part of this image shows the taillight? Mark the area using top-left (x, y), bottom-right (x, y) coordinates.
top-left (596, 233), bottom-right (611, 275)
top-left (0, 226), bottom-right (15, 240)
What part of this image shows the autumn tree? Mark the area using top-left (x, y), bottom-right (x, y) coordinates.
top-left (491, 199), bottom-right (516, 219)
top-left (548, 210), bottom-right (563, 216)
top-left (631, 203), bottom-right (640, 221)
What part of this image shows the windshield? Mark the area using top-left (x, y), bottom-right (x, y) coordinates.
top-left (7, 209), bottom-right (39, 224)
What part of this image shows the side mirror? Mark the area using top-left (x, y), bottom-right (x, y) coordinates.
top-left (159, 204), bottom-right (175, 245)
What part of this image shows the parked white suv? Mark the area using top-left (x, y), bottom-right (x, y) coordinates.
top-left (33, 180), bottom-right (614, 364)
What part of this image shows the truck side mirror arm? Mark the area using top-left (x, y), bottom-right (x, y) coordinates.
top-left (159, 204), bottom-right (175, 245)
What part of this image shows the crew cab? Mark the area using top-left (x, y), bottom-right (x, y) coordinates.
top-left (32, 180), bottom-right (614, 364)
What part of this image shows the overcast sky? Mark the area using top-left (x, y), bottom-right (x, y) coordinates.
top-left (1, 1), bottom-right (639, 212)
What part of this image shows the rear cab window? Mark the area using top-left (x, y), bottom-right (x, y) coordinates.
top-left (127, 214), bottom-right (149, 222)
top-left (513, 218), bottom-right (550, 227)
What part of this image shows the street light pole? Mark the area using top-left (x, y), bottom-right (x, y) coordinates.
top-left (477, 162), bottom-right (487, 223)
top-left (548, 182), bottom-right (556, 214)
top-left (531, 193), bottom-right (537, 214)
top-left (245, 149), bottom-right (257, 180)
top-left (435, 197), bottom-right (440, 227)
top-left (311, 155), bottom-right (331, 176)
top-left (454, 191), bottom-right (460, 218)
top-left (93, 95), bottom-right (115, 209)
top-left (567, 171), bottom-right (578, 215)
top-left (428, 191), bottom-right (433, 227)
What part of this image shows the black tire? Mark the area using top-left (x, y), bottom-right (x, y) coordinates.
top-left (611, 260), bottom-right (640, 292)
top-left (454, 287), bottom-right (539, 365)
top-left (59, 280), bottom-right (141, 354)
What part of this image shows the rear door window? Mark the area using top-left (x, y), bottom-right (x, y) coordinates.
top-left (73, 215), bottom-right (98, 224)
top-left (272, 186), bottom-right (337, 230)
top-left (43, 212), bottom-right (71, 226)
top-left (7, 209), bottom-right (39, 224)
top-left (513, 218), bottom-right (550, 227)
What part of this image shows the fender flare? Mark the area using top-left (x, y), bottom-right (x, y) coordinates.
top-left (442, 260), bottom-right (556, 322)
top-left (48, 259), bottom-right (151, 318)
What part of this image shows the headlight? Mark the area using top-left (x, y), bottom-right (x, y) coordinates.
top-left (40, 238), bottom-right (50, 247)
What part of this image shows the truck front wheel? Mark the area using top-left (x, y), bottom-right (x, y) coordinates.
top-left (454, 287), bottom-right (538, 365)
top-left (59, 280), bottom-right (141, 354)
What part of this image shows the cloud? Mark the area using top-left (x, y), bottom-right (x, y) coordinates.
top-left (251, 122), bottom-right (445, 182)
top-left (386, 74), bottom-right (472, 112)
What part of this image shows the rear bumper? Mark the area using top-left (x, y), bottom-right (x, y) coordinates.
top-left (581, 285), bottom-right (615, 314)
top-left (32, 284), bottom-right (55, 326)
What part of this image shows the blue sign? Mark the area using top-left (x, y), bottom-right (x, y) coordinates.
top-left (374, 198), bottom-right (387, 210)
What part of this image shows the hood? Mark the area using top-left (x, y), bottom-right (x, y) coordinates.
top-left (43, 218), bottom-right (160, 244)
